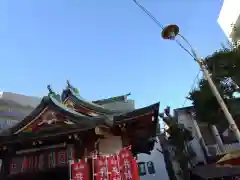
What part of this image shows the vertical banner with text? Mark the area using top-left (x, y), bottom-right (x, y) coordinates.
top-left (119, 147), bottom-right (139, 180)
top-left (93, 155), bottom-right (108, 180)
top-left (71, 159), bottom-right (90, 180)
top-left (107, 155), bottom-right (121, 180)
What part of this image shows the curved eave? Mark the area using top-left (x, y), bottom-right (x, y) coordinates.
top-left (49, 94), bottom-right (111, 127)
top-left (8, 96), bottom-right (50, 135)
top-left (5, 95), bottom-right (112, 136)
top-left (62, 88), bottom-right (123, 115)
top-left (113, 102), bottom-right (160, 124)
top-left (92, 93), bottom-right (130, 105)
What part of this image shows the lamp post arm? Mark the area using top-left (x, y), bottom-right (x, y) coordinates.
top-left (178, 34), bottom-right (197, 58)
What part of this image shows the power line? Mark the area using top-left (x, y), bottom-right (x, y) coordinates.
top-left (182, 69), bottom-right (201, 107)
top-left (132, 0), bottom-right (197, 60)
top-left (133, 0), bottom-right (164, 29)
top-left (132, 0), bottom-right (202, 107)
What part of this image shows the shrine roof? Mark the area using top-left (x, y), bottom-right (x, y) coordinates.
top-left (0, 84), bottom-right (160, 143)
top-left (113, 103), bottom-right (159, 124)
top-left (61, 81), bottom-right (127, 115)
top-left (6, 86), bottom-right (111, 136)
top-left (92, 93), bottom-right (131, 105)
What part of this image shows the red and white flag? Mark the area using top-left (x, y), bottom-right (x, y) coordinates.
top-left (71, 159), bottom-right (90, 180)
top-left (93, 155), bottom-right (109, 180)
top-left (107, 155), bottom-right (121, 180)
top-left (118, 147), bottom-right (139, 180)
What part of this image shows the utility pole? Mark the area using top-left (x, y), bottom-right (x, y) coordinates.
top-left (132, 0), bottom-right (240, 142)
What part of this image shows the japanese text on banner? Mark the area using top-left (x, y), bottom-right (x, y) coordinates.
top-left (119, 148), bottom-right (133, 180)
top-left (71, 160), bottom-right (89, 180)
top-left (107, 155), bottom-right (121, 180)
top-left (94, 156), bottom-right (109, 180)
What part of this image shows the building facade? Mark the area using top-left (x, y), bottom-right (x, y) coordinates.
top-left (137, 139), bottom-right (169, 180)
top-left (0, 92), bottom-right (41, 131)
top-left (174, 106), bottom-right (240, 164)
top-left (0, 82), bottom-right (162, 180)
top-left (218, 0), bottom-right (240, 44)
top-left (0, 89), bottom-right (169, 180)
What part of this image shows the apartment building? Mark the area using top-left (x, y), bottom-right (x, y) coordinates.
top-left (218, 0), bottom-right (240, 44)
top-left (174, 105), bottom-right (240, 164)
top-left (0, 91), bottom-right (41, 130)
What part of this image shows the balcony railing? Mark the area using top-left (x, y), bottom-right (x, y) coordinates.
top-left (207, 142), bottom-right (240, 156)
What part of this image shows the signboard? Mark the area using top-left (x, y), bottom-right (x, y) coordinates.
top-left (9, 145), bottom-right (75, 175)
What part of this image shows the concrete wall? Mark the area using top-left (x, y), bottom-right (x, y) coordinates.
top-left (176, 110), bottom-right (206, 165)
top-left (99, 136), bottom-right (123, 155)
top-left (137, 140), bottom-right (169, 180)
top-left (0, 92), bottom-right (41, 108)
top-left (0, 92), bottom-right (40, 130)
top-left (218, 0), bottom-right (240, 42)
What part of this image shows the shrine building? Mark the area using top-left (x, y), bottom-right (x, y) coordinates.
top-left (0, 81), bottom-right (160, 180)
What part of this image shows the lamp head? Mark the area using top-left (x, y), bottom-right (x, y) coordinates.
top-left (161, 24), bottom-right (179, 40)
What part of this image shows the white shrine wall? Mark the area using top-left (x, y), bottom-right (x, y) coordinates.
top-left (98, 136), bottom-right (123, 155)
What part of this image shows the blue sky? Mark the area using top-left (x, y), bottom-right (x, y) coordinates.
top-left (0, 0), bottom-right (227, 112)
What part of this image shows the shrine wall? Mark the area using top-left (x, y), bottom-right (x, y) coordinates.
top-left (137, 139), bottom-right (169, 180)
top-left (98, 136), bottom-right (122, 155)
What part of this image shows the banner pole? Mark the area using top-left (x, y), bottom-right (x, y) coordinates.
top-left (69, 160), bottom-right (74, 180)
top-left (92, 153), bottom-right (95, 180)
top-left (105, 155), bottom-right (109, 180)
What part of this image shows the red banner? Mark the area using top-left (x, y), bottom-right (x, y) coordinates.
top-left (93, 155), bottom-right (108, 180)
top-left (71, 160), bottom-right (89, 180)
top-left (131, 159), bottom-right (140, 180)
top-left (119, 148), bottom-right (138, 180)
top-left (107, 155), bottom-right (121, 180)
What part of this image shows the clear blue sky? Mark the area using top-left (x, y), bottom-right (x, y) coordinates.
top-left (0, 0), bottom-right (227, 112)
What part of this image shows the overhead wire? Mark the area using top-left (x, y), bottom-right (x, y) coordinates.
top-left (182, 69), bottom-right (201, 107)
top-left (132, 0), bottom-right (202, 107)
top-left (132, 0), bottom-right (197, 60)
top-left (133, 0), bottom-right (164, 29)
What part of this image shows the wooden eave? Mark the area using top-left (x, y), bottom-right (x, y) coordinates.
top-left (113, 102), bottom-right (159, 124)
top-left (0, 125), bottom-right (97, 146)
top-left (5, 94), bottom-right (110, 136)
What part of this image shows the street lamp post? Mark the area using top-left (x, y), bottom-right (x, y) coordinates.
top-left (161, 24), bottom-right (240, 142)
top-left (132, 0), bottom-right (240, 142)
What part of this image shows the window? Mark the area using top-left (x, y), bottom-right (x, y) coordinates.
top-left (146, 161), bottom-right (155, 174)
top-left (137, 162), bottom-right (146, 176)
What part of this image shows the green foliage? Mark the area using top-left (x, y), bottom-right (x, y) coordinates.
top-left (188, 45), bottom-right (240, 124)
top-left (163, 115), bottom-right (193, 180)
top-left (205, 45), bottom-right (240, 86)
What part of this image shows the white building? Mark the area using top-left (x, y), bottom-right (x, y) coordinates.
top-left (174, 107), bottom-right (206, 165)
top-left (137, 139), bottom-right (169, 180)
top-left (0, 91), bottom-right (41, 130)
top-left (218, 0), bottom-right (240, 44)
top-left (174, 106), bottom-right (240, 164)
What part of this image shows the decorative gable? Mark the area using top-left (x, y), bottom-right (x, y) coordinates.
top-left (21, 109), bottom-right (75, 133)
top-left (64, 99), bottom-right (99, 117)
